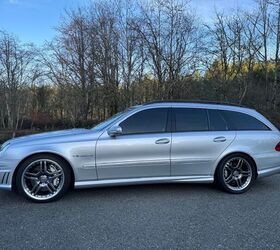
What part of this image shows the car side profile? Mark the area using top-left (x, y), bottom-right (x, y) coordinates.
top-left (0, 101), bottom-right (280, 202)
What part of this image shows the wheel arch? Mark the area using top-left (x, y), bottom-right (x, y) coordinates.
top-left (214, 152), bottom-right (258, 181)
top-left (12, 152), bottom-right (75, 191)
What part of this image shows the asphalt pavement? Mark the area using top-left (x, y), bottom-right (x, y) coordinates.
top-left (0, 176), bottom-right (280, 250)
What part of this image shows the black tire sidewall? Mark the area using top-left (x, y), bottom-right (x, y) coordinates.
top-left (16, 154), bottom-right (72, 203)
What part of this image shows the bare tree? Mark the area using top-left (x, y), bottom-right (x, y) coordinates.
top-left (271, 0), bottom-right (280, 110)
top-left (0, 31), bottom-right (40, 136)
top-left (43, 8), bottom-right (96, 125)
top-left (254, 0), bottom-right (272, 108)
top-left (90, 2), bottom-right (121, 117)
top-left (130, 0), bottom-right (202, 99)
top-left (118, 0), bottom-right (146, 106)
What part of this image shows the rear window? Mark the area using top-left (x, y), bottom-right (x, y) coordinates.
top-left (174, 108), bottom-right (208, 132)
top-left (220, 110), bottom-right (269, 131)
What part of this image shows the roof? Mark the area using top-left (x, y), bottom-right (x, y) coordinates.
top-left (140, 100), bottom-right (256, 114)
top-left (143, 100), bottom-right (246, 108)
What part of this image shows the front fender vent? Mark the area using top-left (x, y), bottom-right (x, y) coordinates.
top-left (1, 172), bottom-right (10, 184)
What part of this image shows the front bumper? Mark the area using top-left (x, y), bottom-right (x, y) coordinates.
top-left (0, 169), bottom-right (12, 190)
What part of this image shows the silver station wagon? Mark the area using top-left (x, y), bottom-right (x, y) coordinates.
top-left (1, 101), bottom-right (280, 202)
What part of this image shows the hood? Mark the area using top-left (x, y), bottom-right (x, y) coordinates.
top-left (5, 128), bottom-right (100, 147)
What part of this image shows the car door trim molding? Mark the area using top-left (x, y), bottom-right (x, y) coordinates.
top-left (96, 159), bottom-right (170, 168)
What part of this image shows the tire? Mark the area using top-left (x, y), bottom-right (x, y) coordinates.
top-left (16, 154), bottom-right (72, 203)
top-left (215, 153), bottom-right (257, 194)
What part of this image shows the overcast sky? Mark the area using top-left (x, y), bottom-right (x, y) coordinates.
top-left (0, 0), bottom-right (257, 46)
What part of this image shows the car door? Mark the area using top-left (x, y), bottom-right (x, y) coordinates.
top-left (96, 107), bottom-right (171, 179)
top-left (171, 107), bottom-right (236, 176)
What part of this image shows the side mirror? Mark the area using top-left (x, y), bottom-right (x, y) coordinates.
top-left (107, 125), bottom-right (123, 137)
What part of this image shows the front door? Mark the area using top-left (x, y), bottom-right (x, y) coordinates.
top-left (96, 108), bottom-right (171, 179)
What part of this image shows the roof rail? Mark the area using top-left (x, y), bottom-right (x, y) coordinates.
top-left (143, 100), bottom-right (247, 108)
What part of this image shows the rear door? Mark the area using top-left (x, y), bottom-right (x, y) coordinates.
top-left (171, 108), bottom-right (236, 176)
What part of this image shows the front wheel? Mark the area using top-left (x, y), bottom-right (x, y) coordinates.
top-left (215, 154), bottom-right (256, 194)
top-left (16, 154), bottom-right (71, 202)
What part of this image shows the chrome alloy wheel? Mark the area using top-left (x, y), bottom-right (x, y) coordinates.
top-left (21, 159), bottom-right (65, 201)
top-left (223, 157), bottom-right (253, 191)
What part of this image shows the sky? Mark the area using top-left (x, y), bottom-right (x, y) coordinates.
top-left (0, 0), bottom-right (256, 46)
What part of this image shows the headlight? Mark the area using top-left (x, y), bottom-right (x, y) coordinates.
top-left (0, 142), bottom-right (10, 152)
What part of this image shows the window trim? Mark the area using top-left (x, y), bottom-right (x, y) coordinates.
top-left (110, 106), bottom-right (271, 135)
top-left (171, 107), bottom-right (271, 133)
top-left (118, 107), bottom-right (171, 136)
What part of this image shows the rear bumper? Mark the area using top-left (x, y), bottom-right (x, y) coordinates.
top-left (258, 165), bottom-right (280, 178)
top-left (0, 170), bottom-right (12, 191)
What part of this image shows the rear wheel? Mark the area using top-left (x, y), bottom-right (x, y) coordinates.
top-left (16, 154), bottom-right (71, 202)
top-left (215, 154), bottom-right (256, 194)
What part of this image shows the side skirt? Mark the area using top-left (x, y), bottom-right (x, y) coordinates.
top-left (74, 175), bottom-right (214, 189)
top-left (258, 165), bottom-right (280, 178)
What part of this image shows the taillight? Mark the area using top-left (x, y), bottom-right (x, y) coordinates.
top-left (276, 142), bottom-right (280, 151)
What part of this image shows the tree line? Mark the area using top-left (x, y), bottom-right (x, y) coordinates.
top-left (0, 0), bottom-right (280, 137)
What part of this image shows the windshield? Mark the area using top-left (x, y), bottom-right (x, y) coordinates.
top-left (92, 106), bottom-right (138, 130)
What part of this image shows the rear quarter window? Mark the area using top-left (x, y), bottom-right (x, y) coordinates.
top-left (219, 110), bottom-right (270, 131)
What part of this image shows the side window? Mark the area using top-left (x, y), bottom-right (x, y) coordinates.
top-left (174, 108), bottom-right (208, 132)
top-left (220, 110), bottom-right (269, 131)
top-left (120, 108), bottom-right (169, 135)
top-left (208, 109), bottom-right (229, 131)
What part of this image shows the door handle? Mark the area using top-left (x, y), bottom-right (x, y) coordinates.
top-left (213, 136), bottom-right (226, 142)
top-left (155, 138), bottom-right (170, 144)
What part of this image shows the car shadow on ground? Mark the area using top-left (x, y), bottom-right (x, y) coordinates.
top-left (0, 176), bottom-right (278, 205)
top-left (1, 182), bottom-right (217, 204)
top-left (66, 175), bottom-right (279, 199)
